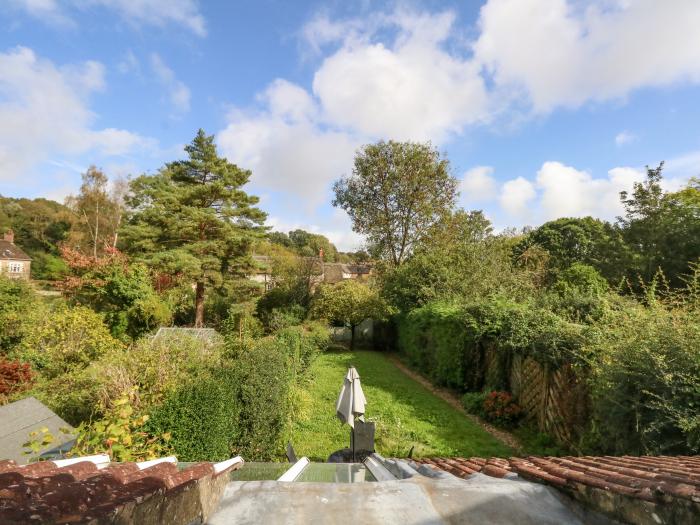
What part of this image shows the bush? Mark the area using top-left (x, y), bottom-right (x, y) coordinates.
top-left (147, 367), bottom-right (240, 461)
top-left (29, 331), bottom-right (221, 425)
top-left (147, 322), bottom-right (329, 461)
top-left (396, 298), bottom-right (585, 392)
top-left (482, 391), bottom-right (523, 427)
top-left (69, 391), bottom-right (172, 462)
top-left (0, 275), bottom-right (36, 352)
top-left (461, 392), bottom-right (486, 417)
top-left (0, 358), bottom-right (33, 402)
top-left (14, 305), bottom-right (122, 379)
top-left (583, 304), bottom-right (700, 455)
top-left (231, 338), bottom-right (291, 459)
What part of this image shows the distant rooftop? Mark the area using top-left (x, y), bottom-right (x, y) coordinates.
top-left (153, 327), bottom-right (222, 345)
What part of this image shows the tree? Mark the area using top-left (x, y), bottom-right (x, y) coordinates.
top-left (333, 140), bottom-right (457, 266)
top-left (512, 217), bottom-right (628, 283)
top-left (66, 167), bottom-right (122, 258)
top-left (310, 280), bottom-right (390, 348)
top-left (380, 211), bottom-right (535, 311)
top-left (618, 164), bottom-right (700, 287)
top-left (122, 129), bottom-right (266, 327)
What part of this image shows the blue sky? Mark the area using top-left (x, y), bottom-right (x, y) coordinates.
top-left (1, 1), bottom-right (700, 250)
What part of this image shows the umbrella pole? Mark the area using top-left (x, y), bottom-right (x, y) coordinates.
top-left (352, 423), bottom-right (355, 462)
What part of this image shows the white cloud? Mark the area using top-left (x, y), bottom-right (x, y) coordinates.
top-left (459, 166), bottom-right (497, 203)
top-left (475, 0), bottom-right (700, 112)
top-left (495, 158), bottom-right (695, 226)
top-left (9, 0), bottom-right (206, 36)
top-left (0, 46), bottom-right (146, 182)
top-left (311, 10), bottom-right (489, 141)
top-left (615, 130), bottom-right (636, 146)
top-left (150, 53), bottom-right (191, 115)
top-left (499, 177), bottom-right (536, 219)
top-left (217, 80), bottom-right (359, 208)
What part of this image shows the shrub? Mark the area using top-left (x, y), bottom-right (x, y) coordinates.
top-left (147, 367), bottom-right (240, 461)
top-left (230, 338), bottom-right (291, 459)
top-left (0, 275), bottom-right (36, 352)
top-left (30, 331), bottom-right (221, 425)
top-left (70, 390), bottom-right (172, 462)
top-left (482, 391), bottom-right (523, 427)
top-left (583, 304), bottom-right (700, 455)
top-left (0, 358), bottom-right (33, 402)
top-left (461, 392), bottom-right (486, 417)
top-left (14, 305), bottom-right (122, 379)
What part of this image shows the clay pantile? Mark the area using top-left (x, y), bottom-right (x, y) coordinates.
top-left (419, 453), bottom-right (700, 507)
top-left (0, 455), bottom-right (243, 525)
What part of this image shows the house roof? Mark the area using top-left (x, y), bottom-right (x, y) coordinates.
top-left (415, 455), bottom-right (700, 524)
top-left (0, 455), bottom-right (243, 524)
top-left (0, 397), bottom-right (75, 464)
top-left (322, 263), bottom-right (372, 284)
top-left (0, 240), bottom-right (31, 261)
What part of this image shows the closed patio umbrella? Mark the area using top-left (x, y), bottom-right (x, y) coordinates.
top-left (336, 367), bottom-right (366, 460)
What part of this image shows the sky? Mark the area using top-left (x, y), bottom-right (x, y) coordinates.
top-left (1, 0), bottom-right (700, 251)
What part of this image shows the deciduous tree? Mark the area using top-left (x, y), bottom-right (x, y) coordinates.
top-left (333, 140), bottom-right (457, 266)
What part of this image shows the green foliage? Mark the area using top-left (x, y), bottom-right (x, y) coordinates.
top-left (513, 217), bottom-right (627, 283)
top-left (148, 323), bottom-right (329, 461)
top-left (381, 213), bottom-right (537, 311)
top-left (582, 303), bottom-right (700, 455)
top-left (14, 304), bottom-right (122, 379)
top-left (333, 140), bottom-right (457, 265)
top-left (397, 298), bottom-right (585, 391)
top-left (122, 129), bottom-right (266, 326)
top-left (0, 275), bottom-right (36, 352)
top-left (311, 280), bottom-right (391, 328)
top-left (70, 391), bottom-right (172, 462)
top-left (0, 196), bottom-right (75, 278)
top-left (618, 164), bottom-right (700, 287)
top-left (147, 368), bottom-right (239, 461)
top-left (461, 392), bottom-right (486, 417)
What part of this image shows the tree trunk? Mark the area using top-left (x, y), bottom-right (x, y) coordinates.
top-left (350, 324), bottom-right (356, 350)
top-left (195, 281), bottom-right (205, 327)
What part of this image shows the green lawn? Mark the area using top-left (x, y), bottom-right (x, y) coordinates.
top-left (289, 350), bottom-right (513, 461)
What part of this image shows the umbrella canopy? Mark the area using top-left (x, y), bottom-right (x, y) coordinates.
top-left (336, 367), bottom-right (366, 429)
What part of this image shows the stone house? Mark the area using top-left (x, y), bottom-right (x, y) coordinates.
top-left (0, 230), bottom-right (31, 280)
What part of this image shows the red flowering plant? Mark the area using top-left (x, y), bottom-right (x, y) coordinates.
top-left (0, 357), bottom-right (34, 402)
top-left (482, 391), bottom-right (523, 427)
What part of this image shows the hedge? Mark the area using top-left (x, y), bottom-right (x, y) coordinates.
top-left (147, 323), bottom-right (330, 461)
top-left (396, 298), bottom-right (584, 392)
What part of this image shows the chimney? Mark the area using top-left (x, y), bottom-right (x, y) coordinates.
top-left (3, 229), bottom-right (14, 244)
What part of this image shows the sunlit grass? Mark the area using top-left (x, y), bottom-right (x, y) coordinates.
top-left (288, 349), bottom-right (513, 461)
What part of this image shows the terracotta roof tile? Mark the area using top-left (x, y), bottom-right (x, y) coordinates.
top-left (0, 455), bottom-right (243, 524)
top-left (415, 454), bottom-right (700, 524)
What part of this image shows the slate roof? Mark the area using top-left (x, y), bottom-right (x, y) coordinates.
top-left (0, 240), bottom-right (31, 261)
top-left (0, 455), bottom-right (243, 524)
top-left (0, 397), bottom-right (75, 464)
top-left (415, 455), bottom-right (700, 524)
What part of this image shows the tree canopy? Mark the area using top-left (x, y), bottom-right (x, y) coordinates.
top-left (333, 140), bottom-right (457, 266)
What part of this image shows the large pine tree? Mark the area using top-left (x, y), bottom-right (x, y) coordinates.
top-left (123, 129), bottom-right (266, 326)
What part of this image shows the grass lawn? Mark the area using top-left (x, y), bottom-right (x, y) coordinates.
top-left (288, 349), bottom-right (513, 461)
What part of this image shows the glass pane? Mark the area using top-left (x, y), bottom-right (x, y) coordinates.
top-left (294, 463), bottom-right (377, 483)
